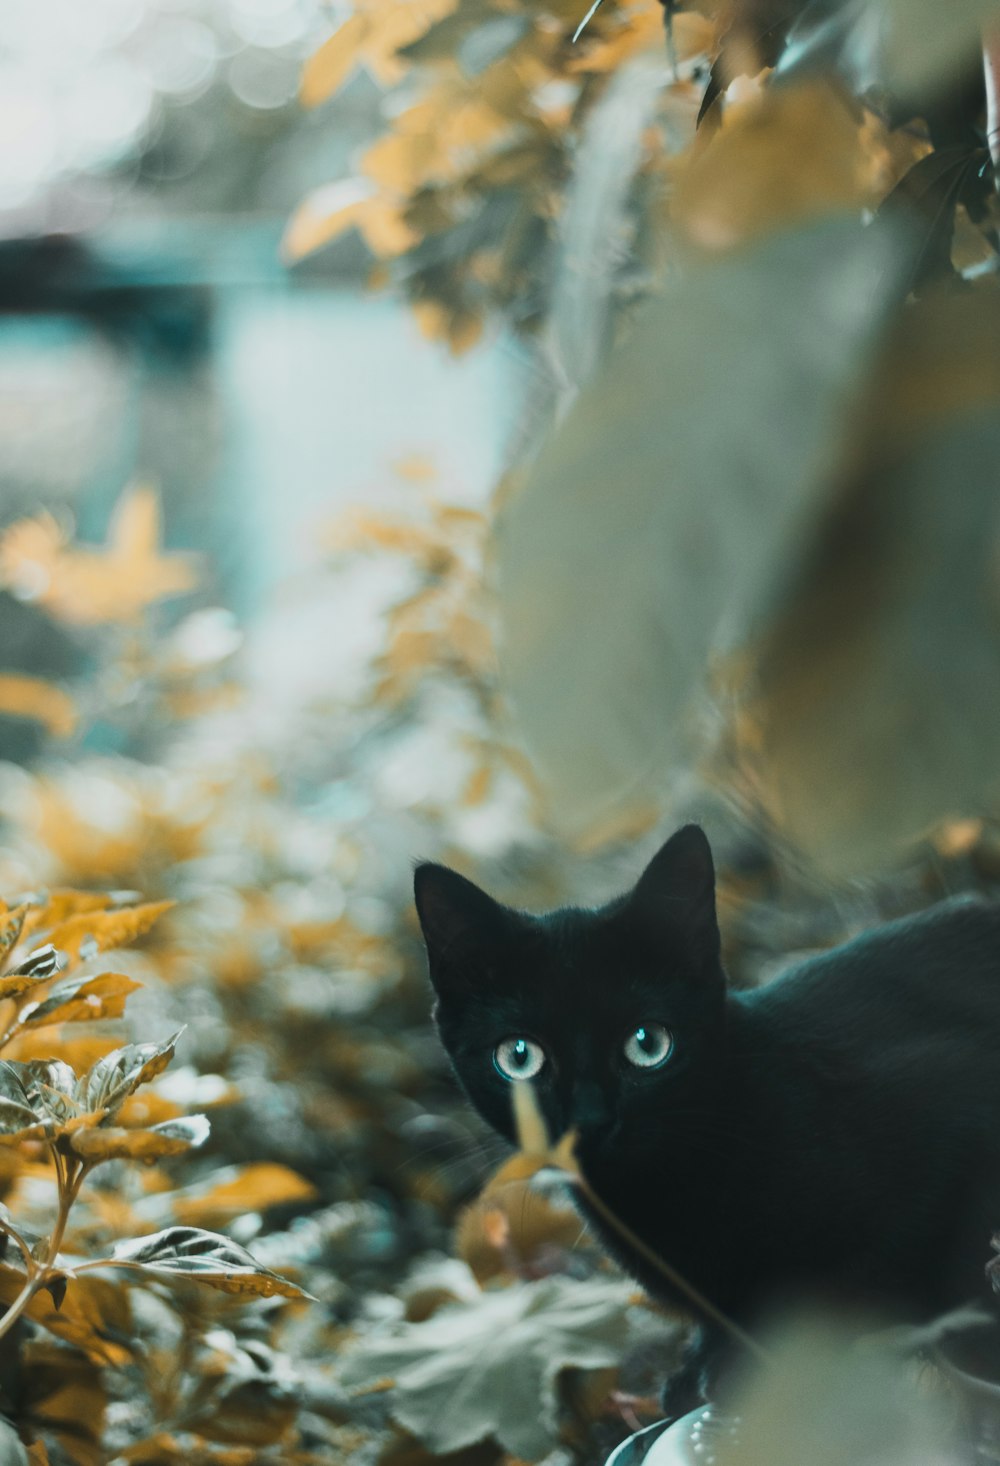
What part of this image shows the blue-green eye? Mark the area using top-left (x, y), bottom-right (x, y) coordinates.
top-left (623, 1024), bottom-right (673, 1070)
top-left (494, 1037), bottom-right (546, 1081)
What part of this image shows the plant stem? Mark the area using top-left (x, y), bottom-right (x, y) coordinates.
top-left (0, 1216), bottom-right (36, 1277)
top-left (0, 1150), bottom-right (89, 1343)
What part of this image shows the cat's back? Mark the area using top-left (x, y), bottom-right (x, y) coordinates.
top-left (739, 895), bottom-right (1000, 1052)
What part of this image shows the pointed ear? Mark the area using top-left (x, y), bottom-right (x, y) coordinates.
top-left (413, 863), bottom-right (509, 992)
top-left (627, 824), bottom-right (720, 961)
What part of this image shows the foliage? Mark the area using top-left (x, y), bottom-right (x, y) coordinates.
top-left (286, 0), bottom-right (713, 348)
top-left (0, 891), bottom-right (308, 1464)
top-left (9, 0), bottom-right (1000, 1458)
top-left (340, 1273), bottom-right (636, 1457)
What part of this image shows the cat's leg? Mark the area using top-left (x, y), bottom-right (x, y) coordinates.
top-left (659, 1325), bottom-right (722, 1420)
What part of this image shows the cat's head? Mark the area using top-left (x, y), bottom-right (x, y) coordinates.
top-left (413, 825), bottom-right (727, 1162)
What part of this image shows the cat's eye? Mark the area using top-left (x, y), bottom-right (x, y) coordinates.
top-left (494, 1037), bottom-right (546, 1081)
top-left (623, 1024), bottom-right (673, 1070)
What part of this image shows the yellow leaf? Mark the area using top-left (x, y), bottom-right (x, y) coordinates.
top-left (301, 0), bottom-right (457, 106)
top-left (69, 1116), bottom-right (208, 1162)
top-left (300, 11), bottom-right (367, 106)
top-left (4, 1031), bottom-right (119, 1071)
top-left (282, 179), bottom-right (371, 261)
top-left (358, 197), bottom-right (422, 258)
top-left (44, 901), bottom-right (174, 962)
top-left (24, 891), bottom-right (116, 934)
top-left (393, 454), bottom-right (437, 482)
top-left (0, 675), bottom-right (77, 739)
top-left (115, 1090), bottom-right (183, 1128)
top-left (0, 1267), bottom-right (132, 1366)
top-left (363, 128), bottom-right (448, 194)
top-left (24, 971), bottom-right (142, 1028)
top-left (0, 484), bottom-right (198, 627)
top-left (413, 300), bottom-right (483, 354)
top-left (172, 1162), bottom-right (318, 1227)
top-left (462, 765), bottom-right (492, 807)
top-left (671, 82), bottom-right (874, 251)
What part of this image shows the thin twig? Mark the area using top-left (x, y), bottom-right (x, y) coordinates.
top-left (572, 0), bottom-right (604, 44)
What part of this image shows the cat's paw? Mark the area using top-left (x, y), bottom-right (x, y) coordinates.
top-left (658, 1354), bottom-right (706, 1423)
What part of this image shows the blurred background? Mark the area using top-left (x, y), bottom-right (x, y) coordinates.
top-left (3, 0), bottom-right (1000, 1460)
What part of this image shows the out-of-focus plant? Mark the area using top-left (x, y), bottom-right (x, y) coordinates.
top-left (0, 892), bottom-right (310, 1463)
top-left (286, 0), bottom-right (715, 349)
top-left (0, 483), bottom-right (241, 756)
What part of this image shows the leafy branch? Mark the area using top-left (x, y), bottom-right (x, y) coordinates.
top-left (0, 889), bottom-right (309, 1353)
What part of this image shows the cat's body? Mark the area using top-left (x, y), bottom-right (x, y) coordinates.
top-left (414, 827), bottom-right (1000, 1403)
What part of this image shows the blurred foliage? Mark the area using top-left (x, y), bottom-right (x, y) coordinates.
top-left (8, 0), bottom-right (1000, 1459)
top-left (292, 0), bottom-right (1000, 878)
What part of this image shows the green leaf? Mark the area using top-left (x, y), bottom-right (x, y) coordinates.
top-left (0, 905), bottom-right (28, 965)
top-left (340, 1274), bottom-right (633, 1458)
top-left (753, 404), bottom-right (1000, 874)
top-left (0, 943), bottom-right (64, 1003)
top-left (109, 1225), bottom-right (312, 1300)
top-left (82, 1030), bottom-right (183, 1119)
top-left (22, 1059), bottom-right (82, 1128)
top-left (497, 220), bottom-right (910, 836)
top-left (0, 1061), bottom-right (44, 1137)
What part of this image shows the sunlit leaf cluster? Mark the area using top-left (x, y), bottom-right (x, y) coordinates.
top-left (287, 0), bottom-right (715, 348)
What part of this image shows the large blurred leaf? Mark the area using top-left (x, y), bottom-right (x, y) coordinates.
top-left (497, 218), bottom-right (909, 835)
top-left (780, 0), bottom-right (998, 93)
top-left (751, 403), bottom-right (1000, 874)
top-left (340, 1274), bottom-right (633, 1457)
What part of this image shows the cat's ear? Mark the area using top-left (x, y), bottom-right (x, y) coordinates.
top-left (627, 824), bottom-right (720, 961)
top-left (414, 863), bottom-right (509, 991)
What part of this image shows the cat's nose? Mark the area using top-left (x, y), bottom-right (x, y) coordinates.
top-left (570, 1081), bottom-right (611, 1130)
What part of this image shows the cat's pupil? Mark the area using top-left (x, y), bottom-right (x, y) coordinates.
top-left (635, 1027), bottom-right (654, 1052)
top-left (512, 1040), bottom-right (529, 1066)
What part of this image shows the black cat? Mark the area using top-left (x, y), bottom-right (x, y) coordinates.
top-left (414, 825), bottom-right (1000, 1407)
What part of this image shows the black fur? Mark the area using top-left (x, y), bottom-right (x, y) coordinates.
top-left (414, 826), bottom-right (1000, 1402)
